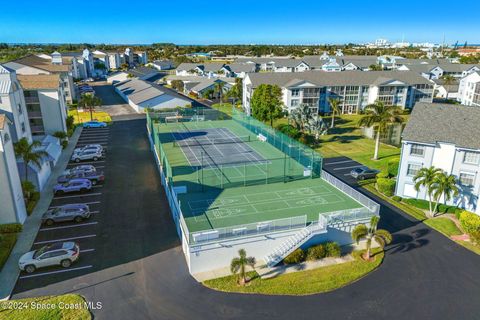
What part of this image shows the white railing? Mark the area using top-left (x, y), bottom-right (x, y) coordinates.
top-left (322, 170), bottom-right (380, 215)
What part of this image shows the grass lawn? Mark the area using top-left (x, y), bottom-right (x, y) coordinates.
top-left (0, 233), bottom-right (18, 272)
top-left (68, 110), bottom-right (112, 125)
top-left (203, 249), bottom-right (383, 295)
top-left (0, 294), bottom-right (91, 320)
top-left (424, 218), bottom-right (462, 237)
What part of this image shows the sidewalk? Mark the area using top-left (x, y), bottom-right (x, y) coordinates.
top-left (0, 127), bottom-right (83, 300)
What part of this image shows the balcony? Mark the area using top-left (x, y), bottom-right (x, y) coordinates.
top-left (28, 111), bottom-right (43, 118)
top-left (24, 96), bottom-right (40, 104)
top-left (30, 125), bottom-right (45, 133)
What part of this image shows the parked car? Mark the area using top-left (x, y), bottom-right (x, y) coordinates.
top-left (83, 121), bottom-right (107, 128)
top-left (71, 149), bottom-right (103, 162)
top-left (18, 242), bottom-right (80, 273)
top-left (42, 204), bottom-right (91, 226)
top-left (53, 178), bottom-right (92, 195)
top-left (74, 144), bottom-right (103, 154)
top-left (57, 170), bottom-right (105, 185)
top-left (63, 164), bottom-right (96, 176)
top-left (350, 167), bottom-right (380, 180)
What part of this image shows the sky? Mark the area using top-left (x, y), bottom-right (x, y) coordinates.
top-left (1, 0), bottom-right (479, 45)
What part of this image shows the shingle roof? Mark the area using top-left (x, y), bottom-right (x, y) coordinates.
top-left (13, 55), bottom-right (69, 73)
top-left (247, 70), bottom-right (432, 88)
top-left (17, 74), bottom-right (60, 90)
top-left (115, 78), bottom-right (191, 105)
top-left (227, 63), bottom-right (256, 73)
top-left (402, 103), bottom-right (480, 150)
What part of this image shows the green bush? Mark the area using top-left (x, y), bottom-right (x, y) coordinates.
top-left (283, 248), bottom-right (305, 264)
top-left (306, 244), bottom-right (326, 261)
top-left (403, 198), bottom-right (459, 214)
top-left (277, 124), bottom-right (300, 139)
top-left (61, 140), bottom-right (68, 149)
top-left (387, 159), bottom-right (400, 177)
top-left (0, 223), bottom-right (22, 234)
top-left (26, 192), bottom-right (40, 215)
top-left (324, 242), bottom-right (341, 257)
top-left (377, 171), bottom-right (390, 179)
top-left (392, 196), bottom-right (402, 202)
top-left (0, 233), bottom-right (18, 270)
top-left (459, 211), bottom-right (480, 235)
top-left (376, 178), bottom-right (396, 196)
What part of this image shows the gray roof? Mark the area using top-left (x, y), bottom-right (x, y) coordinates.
top-left (396, 58), bottom-right (451, 65)
top-left (176, 62), bottom-right (227, 72)
top-left (402, 103), bottom-right (480, 150)
top-left (247, 70), bottom-right (432, 88)
top-left (166, 75), bottom-right (237, 84)
top-left (115, 78), bottom-right (191, 105)
top-left (226, 63), bottom-right (256, 73)
top-left (127, 66), bottom-right (159, 78)
top-left (176, 63), bottom-right (202, 71)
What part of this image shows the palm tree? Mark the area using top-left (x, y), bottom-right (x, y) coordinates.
top-left (328, 98), bottom-right (342, 128)
top-left (431, 172), bottom-right (459, 215)
top-left (413, 166), bottom-right (443, 217)
top-left (78, 93), bottom-right (102, 122)
top-left (351, 216), bottom-right (392, 260)
top-left (441, 74), bottom-right (455, 85)
top-left (358, 101), bottom-right (404, 160)
top-left (230, 249), bottom-right (256, 286)
top-left (14, 138), bottom-right (48, 182)
top-left (214, 82), bottom-right (225, 103)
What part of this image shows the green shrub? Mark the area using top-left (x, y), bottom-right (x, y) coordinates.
top-left (404, 198), bottom-right (459, 214)
top-left (376, 178), bottom-right (396, 196)
top-left (459, 211), bottom-right (480, 235)
top-left (392, 196), bottom-right (402, 202)
top-left (26, 192), bottom-right (40, 215)
top-left (324, 242), bottom-right (341, 257)
top-left (470, 231), bottom-right (480, 245)
top-left (0, 223), bottom-right (22, 234)
top-left (61, 140), bottom-right (68, 149)
top-left (306, 244), bottom-right (326, 261)
top-left (387, 159), bottom-right (400, 177)
top-left (283, 248), bottom-right (305, 264)
top-left (377, 171), bottom-right (390, 179)
top-left (0, 233), bottom-right (18, 270)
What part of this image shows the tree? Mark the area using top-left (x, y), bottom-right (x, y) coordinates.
top-left (13, 138), bottom-right (48, 182)
top-left (431, 172), bottom-right (459, 215)
top-left (328, 98), bottom-right (341, 128)
top-left (413, 166), bottom-right (443, 217)
top-left (251, 84), bottom-right (284, 127)
top-left (230, 249), bottom-right (256, 286)
top-left (358, 101), bottom-right (404, 160)
top-left (171, 80), bottom-right (184, 92)
top-left (289, 103), bottom-right (312, 132)
top-left (351, 216), bottom-right (392, 260)
top-left (369, 64), bottom-right (383, 71)
top-left (441, 74), bottom-right (455, 85)
top-left (78, 93), bottom-right (102, 122)
top-left (214, 81), bottom-right (225, 102)
top-left (226, 78), bottom-right (243, 106)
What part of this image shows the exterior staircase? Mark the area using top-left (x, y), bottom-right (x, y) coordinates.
top-left (264, 217), bottom-right (328, 268)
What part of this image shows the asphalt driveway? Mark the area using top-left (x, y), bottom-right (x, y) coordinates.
top-left (11, 123), bottom-right (480, 320)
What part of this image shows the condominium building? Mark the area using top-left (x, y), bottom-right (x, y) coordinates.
top-left (458, 72), bottom-right (480, 106)
top-left (243, 70), bottom-right (434, 115)
top-left (0, 114), bottom-right (27, 224)
top-left (396, 103), bottom-right (480, 215)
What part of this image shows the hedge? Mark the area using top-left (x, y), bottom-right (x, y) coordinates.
top-left (306, 244), bottom-right (326, 261)
top-left (0, 223), bottom-right (23, 234)
top-left (403, 198), bottom-right (461, 214)
top-left (459, 211), bottom-right (480, 235)
top-left (376, 178), bottom-right (396, 196)
top-left (283, 248), bottom-right (305, 264)
top-left (377, 171), bottom-right (390, 179)
top-left (387, 159), bottom-right (400, 177)
top-left (325, 242), bottom-right (341, 257)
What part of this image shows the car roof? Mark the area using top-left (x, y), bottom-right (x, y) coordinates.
top-left (68, 178), bottom-right (91, 183)
top-left (61, 203), bottom-right (87, 209)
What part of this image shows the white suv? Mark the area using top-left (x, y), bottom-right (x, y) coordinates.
top-left (18, 242), bottom-right (80, 273)
top-left (71, 149), bottom-right (103, 162)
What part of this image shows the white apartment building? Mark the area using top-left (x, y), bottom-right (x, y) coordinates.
top-left (458, 72), bottom-right (480, 106)
top-left (396, 103), bottom-right (480, 215)
top-left (243, 71), bottom-right (434, 115)
top-left (0, 114), bottom-right (27, 224)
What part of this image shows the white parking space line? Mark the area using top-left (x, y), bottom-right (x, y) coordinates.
top-left (333, 165), bottom-right (363, 171)
top-left (76, 142), bottom-right (108, 146)
top-left (53, 192), bottom-right (102, 200)
top-left (92, 185), bottom-right (103, 188)
top-left (34, 234), bottom-right (96, 245)
top-left (324, 159), bottom-right (356, 165)
top-left (19, 265), bottom-right (93, 279)
top-left (81, 249), bottom-right (95, 253)
top-left (50, 202), bottom-right (100, 208)
top-left (344, 173), bottom-right (352, 176)
top-left (68, 160), bottom-right (106, 165)
top-left (39, 222), bottom-right (98, 231)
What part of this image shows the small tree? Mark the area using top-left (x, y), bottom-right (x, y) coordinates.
top-left (13, 138), bottom-right (48, 181)
top-left (251, 84), bottom-right (284, 127)
top-left (214, 81), bottom-right (225, 102)
top-left (171, 80), bottom-right (184, 92)
top-left (431, 172), bottom-right (459, 215)
top-left (358, 101), bottom-right (404, 160)
top-left (230, 249), bottom-right (256, 286)
top-left (328, 97), bottom-right (341, 128)
top-left (351, 216), bottom-right (392, 260)
top-left (413, 166), bottom-right (443, 217)
top-left (78, 93), bottom-right (102, 122)
top-left (369, 64), bottom-right (383, 71)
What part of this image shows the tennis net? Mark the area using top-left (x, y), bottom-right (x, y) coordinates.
top-left (173, 135), bottom-right (253, 147)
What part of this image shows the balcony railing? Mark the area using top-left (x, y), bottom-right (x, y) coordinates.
top-left (24, 96), bottom-right (40, 104)
top-left (28, 111), bottom-right (42, 118)
top-left (30, 125), bottom-right (45, 133)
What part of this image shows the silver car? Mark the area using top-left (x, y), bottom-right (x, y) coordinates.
top-left (74, 144), bottom-right (103, 154)
top-left (71, 149), bottom-right (103, 162)
top-left (18, 242), bottom-right (80, 273)
top-left (63, 165), bottom-right (96, 176)
top-left (42, 204), bottom-right (91, 226)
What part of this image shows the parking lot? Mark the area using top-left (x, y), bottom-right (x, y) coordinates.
top-left (13, 125), bottom-right (110, 287)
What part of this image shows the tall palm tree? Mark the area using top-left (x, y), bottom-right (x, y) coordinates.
top-left (230, 249), bottom-right (256, 286)
top-left (431, 172), bottom-right (459, 215)
top-left (358, 101), bottom-right (404, 160)
top-left (78, 93), bottom-right (102, 122)
top-left (413, 166), bottom-right (443, 217)
top-left (351, 216), bottom-right (392, 260)
top-left (328, 98), bottom-right (341, 128)
top-left (214, 82), bottom-right (225, 103)
top-left (14, 138), bottom-right (48, 182)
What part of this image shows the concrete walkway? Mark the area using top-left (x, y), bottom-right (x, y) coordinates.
top-left (0, 127), bottom-right (82, 300)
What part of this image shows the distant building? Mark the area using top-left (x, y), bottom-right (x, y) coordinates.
top-left (152, 60), bottom-right (174, 71)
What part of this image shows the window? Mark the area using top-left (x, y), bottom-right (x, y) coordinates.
top-left (291, 89), bottom-right (300, 97)
top-left (410, 144), bottom-right (425, 157)
top-left (407, 163), bottom-right (422, 176)
top-left (464, 151), bottom-right (480, 165)
top-left (291, 99), bottom-right (299, 107)
top-left (459, 172), bottom-right (475, 186)
top-left (17, 104), bottom-right (22, 114)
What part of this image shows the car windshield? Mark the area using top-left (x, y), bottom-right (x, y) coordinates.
top-left (33, 245), bottom-right (50, 259)
top-left (353, 168), bottom-right (363, 173)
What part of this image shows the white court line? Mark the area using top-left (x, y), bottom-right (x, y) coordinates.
top-left (19, 265), bottom-right (93, 279)
top-left (53, 192), bottom-right (102, 200)
top-left (50, 202), bottom-right (100, 208)
top-left (324, 159), bottom-right (356, 165)
top-left (39, 222), bottom-right (98, 231)
top-left (333, 165), bottom-right (363, 171)
top-left (34, 234), bottom-right (96, 245)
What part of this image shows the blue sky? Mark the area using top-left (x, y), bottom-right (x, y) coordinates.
top-left (1, 0), bottom-right (479, 45)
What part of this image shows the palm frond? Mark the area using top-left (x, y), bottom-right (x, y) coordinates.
top-left (351, 224), bottom-right (368, 243)
top-left (374, 229), bottom-right (392, 247)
